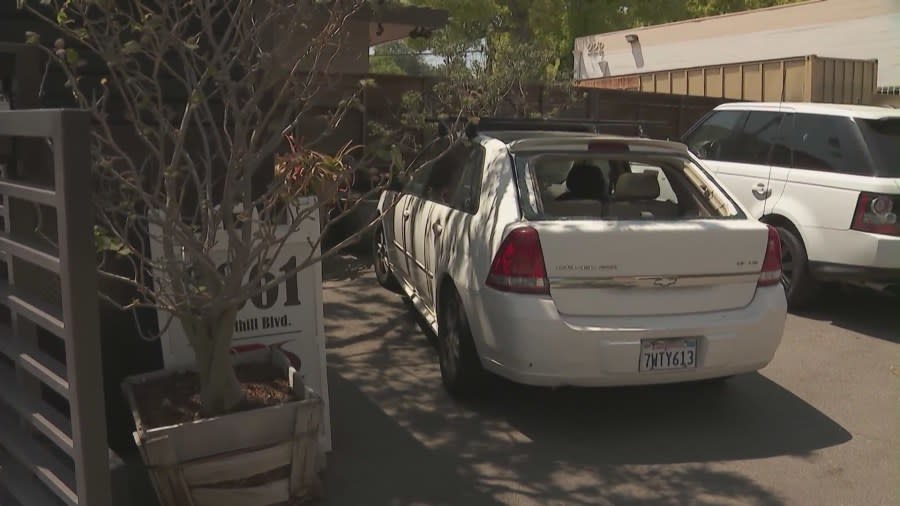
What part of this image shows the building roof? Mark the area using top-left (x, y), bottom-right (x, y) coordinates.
top-left (715, 101), bottom-right (900, 119)
top-left (365, 4), bottom-right (449, 45)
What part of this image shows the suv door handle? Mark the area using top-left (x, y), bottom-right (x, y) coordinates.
top-left (432, 222), bottom-right (443, 235)
top-left (752, 183), bottom-right (771, 200)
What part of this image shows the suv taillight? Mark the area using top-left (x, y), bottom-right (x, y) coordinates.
top-left (758, 226), bottom-right (782, 287)
top-left (486, 227), bottom-right (550, 295)
top-left (851, 193), bottom-right (900, 236)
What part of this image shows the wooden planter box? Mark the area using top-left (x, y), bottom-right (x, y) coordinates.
top-left (122, 348), bottom-right (324, 506)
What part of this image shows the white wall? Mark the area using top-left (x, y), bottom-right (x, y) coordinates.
top-left (574, 0), bottom-right (900, 87)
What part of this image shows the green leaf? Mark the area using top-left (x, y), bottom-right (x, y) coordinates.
top-left (121, 40), bottom-right (141, 55)
top-left (65, 48), bottom-right (79, 66)
top-left (189, 90), bottom-right (204, 106)
top-left (94, 226), bottom-right (129, 256)
top-left (24, 31), bottom-right (40, 45)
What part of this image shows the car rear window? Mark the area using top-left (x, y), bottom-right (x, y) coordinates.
top-left (857, 118), bottom-right (900, 177)
top-left (514, 151), bottom-right (743, 221)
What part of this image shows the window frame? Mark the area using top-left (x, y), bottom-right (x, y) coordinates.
top-left (682, 109), bottom-right (748, 162)
top-left (448, 144), bottom-right (485, 215)
top-left (788, 113), bottom-right (875, 176)
top-left (513, 150), bottom-right (745, 221)
top-left (419, 142), bottom-right (472, 206)
top-left (856, 117), bottom-right (900, 177)
top-left (728, 110), bottom-right (785, 166)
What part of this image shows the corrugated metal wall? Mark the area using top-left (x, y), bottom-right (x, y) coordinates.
top-left (578, 56), bottom-right (878, 105)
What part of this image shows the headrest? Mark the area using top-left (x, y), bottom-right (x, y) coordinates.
top-left (565, 163), bottom-right (607, 199)
top-left (615, 172), bottom-right (660, 201)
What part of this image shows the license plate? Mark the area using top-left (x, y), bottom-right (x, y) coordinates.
top-left (639, 338), bottom-right (698, 372)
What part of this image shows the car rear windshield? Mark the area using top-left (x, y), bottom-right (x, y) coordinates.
top-left (513, 151), bottom-right (743, 221)
top-left (857, 118), bottom-right (900, 177)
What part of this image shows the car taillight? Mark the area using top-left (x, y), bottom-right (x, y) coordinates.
top-left (758, 226), bottom-right (782, 287)
top-left (486, 227), bottom-right (550, 295)
top-left (851, 193), bottom-right (900, 236)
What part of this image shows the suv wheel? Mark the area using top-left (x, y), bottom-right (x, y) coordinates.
top-left (776, 225), bottom-right (817, 308)
top-left (437, 287), bottom-right (484, 397)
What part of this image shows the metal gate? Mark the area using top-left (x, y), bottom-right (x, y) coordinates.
top-left (0, 109), bottom-right (112, 506)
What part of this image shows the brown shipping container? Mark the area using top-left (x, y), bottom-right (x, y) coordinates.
top-left (577, 55), bottom-right (878, 105)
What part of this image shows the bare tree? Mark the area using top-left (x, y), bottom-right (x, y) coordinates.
top-left (20, 0), bottom-right (468, 416)
top-left (19, 0), bottom-right (580, 417)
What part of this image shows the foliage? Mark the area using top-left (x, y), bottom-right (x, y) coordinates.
top-left (20, 0), bottom-right (463, 416)
top-left (408, 0), bottom-right (803, 76)
top-left (369, 41), bottom-right (436, 76)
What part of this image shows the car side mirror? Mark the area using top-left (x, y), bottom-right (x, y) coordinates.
top-left (693, 139), bottom-right (716, 159)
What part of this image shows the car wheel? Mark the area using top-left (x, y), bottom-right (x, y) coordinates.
top-left (437, 287), bottom-right (484, 397)
top-left (373, 226), bottom-right (401, 293)
top-left (776, 225), bottom-right (817, 308)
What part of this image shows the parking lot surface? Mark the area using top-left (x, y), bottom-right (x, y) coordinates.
top-left (321, 254), bottom-right (897, 506)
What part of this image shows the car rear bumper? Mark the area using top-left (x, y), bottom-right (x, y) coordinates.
top-left (465, 285), bottom-right (787, 387)
top-left (804, 227), bottom-right (900, 271)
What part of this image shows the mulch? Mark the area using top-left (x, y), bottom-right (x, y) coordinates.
top-left (131, 362), bottom-right (298, 429)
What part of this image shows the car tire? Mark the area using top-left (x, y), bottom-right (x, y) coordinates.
top-left (373, 226), bottom-right (401, 294)
top-left (776, 225), bottom-right (817, 309)
top-left (437, 286), bottom-right (484, 397)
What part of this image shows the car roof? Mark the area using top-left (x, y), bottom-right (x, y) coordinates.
top-left (478, 130), bottom-right (689, 154)
top-left (714, 102), bottom-right (900, 120)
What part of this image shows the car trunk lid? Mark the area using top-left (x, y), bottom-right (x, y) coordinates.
top-left (532, 219), bottom-right (768, 316)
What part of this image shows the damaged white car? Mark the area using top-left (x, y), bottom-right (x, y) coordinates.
top-left (374, 119), bottom-right (787, 396)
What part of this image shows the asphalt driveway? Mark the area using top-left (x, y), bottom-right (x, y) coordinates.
top-left (321, 253), bottom-right (897, 506)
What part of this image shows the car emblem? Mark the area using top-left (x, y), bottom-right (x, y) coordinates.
top-left (653, 277), bottom-right (678, 288)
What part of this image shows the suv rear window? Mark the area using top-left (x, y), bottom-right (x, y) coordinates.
top-left (514, 152), bottom-right (742, 221)
top-left (857, 118), bottom-right (900, 177)
top-left (790, 114), bottom-right (871, 175)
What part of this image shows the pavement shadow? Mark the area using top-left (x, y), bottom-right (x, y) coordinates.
top-left (323, 370), bottom-right (503, 506)
top-left (402, 308), bottom-right (852, 466)
top-left (323, 253), bottom-right (373, 283)
top-left (322, 264), bottom-right (853, 505)
top-left (793, 286), bottom-right (898, 343)
top-left (462, 373), bottom-right (852, 465)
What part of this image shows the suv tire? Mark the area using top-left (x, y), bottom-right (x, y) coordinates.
top-left (776, 225), bottom-right (817, 308)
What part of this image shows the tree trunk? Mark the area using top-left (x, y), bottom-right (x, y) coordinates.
top-left (184, 312), bottom-right (243, 416)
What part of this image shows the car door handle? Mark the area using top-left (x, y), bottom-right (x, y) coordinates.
top-left (752, 183), bottom-right (771, 200)
top-left (432, 223), bottom-right (443, 235)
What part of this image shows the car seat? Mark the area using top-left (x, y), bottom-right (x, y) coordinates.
top-left (541, 162), bottom-right (608, 218)
top-left (607, 172), bottom-right (679, 219)
top-left (557, 162), bottom-right (608, 201)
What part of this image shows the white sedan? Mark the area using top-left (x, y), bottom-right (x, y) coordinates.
top-left (374, 121), bottom-right (787, 396)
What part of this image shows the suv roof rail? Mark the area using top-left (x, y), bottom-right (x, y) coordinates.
top-left (459, 117), bottom-right (668, 139)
